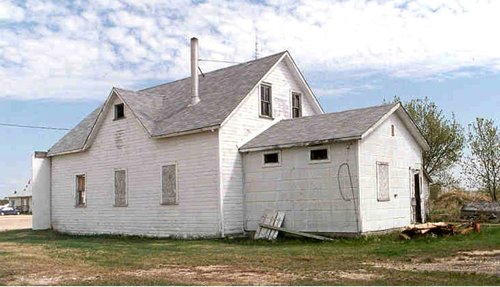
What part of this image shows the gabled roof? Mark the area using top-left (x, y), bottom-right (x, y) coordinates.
top-left (48, 107), bottom-right (102, 156)
top-left (239, 103), bottom-right (430, 152)
top-left (48, 51), bottom-right (301, 156)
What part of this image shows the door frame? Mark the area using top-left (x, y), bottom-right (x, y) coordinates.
top-left (410, 168), bottom-right (423, 223)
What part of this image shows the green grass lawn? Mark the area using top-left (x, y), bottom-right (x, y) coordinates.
top-left (0, 227), bottom-right (499, 285)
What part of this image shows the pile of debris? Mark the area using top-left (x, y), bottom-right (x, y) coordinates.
top-left (401, 222), bottom-right (480, 239)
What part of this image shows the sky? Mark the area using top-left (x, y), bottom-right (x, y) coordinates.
top-left (1, 0), bottom-right (499, 198)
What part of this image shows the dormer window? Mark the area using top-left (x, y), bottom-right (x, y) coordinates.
top-left (114, 103), bottom-right (125, 120)
top-left (292, 92), bottom-right (302, 118)
top-left (260, 84), bottom-right (272, 118)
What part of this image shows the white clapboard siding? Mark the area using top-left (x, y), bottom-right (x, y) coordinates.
top-left (51, 95), bottom-right (221, 238)
top-left (242, 142), bottom-right (360, 234)
top-left (219, 59), bottom-right (320, 235)
top-left (358, 112), bottom-right (424, 232)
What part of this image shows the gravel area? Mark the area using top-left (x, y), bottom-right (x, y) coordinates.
top-left (0, 215), bottom-right (32, 231)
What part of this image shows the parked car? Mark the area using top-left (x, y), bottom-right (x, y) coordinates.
top-left (0, 206), bottom-right (21, 215)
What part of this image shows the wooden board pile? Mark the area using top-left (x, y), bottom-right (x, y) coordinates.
top-left (254, 210), bottom-right (285, 240)
top-left (401, 222), bottom-right (480, 239)
top-left (254, 210), bottom-right (333, 241)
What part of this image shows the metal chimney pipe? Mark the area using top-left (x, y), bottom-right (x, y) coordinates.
top-left (190, 37), bottom-right (200, 106)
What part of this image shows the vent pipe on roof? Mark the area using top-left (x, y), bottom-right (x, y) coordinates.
top-left (190, 37), bottom-right (200, 106)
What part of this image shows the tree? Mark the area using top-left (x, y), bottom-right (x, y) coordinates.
top-left (462, 118), bottom-right (500, 201)
top-left (388, 97), bottom-right (465, 184)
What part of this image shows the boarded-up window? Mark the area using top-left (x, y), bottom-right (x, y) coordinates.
top-left (75, 174), bottom-right (86, 206)
top-left (114, 170), bottom-right (127, 207)
top-left (377, 162), bottom-right (390, 201)
top-left (161, 165), bottom-right (178, 205)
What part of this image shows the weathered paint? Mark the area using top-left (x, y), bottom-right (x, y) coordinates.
top-left (242, 142), bottom-right (360, 233)
top-left (32, 152), bottom-right (51, 230)
top-left (219, 58), bottom-right (321, 234)
top-left (50, 95), bottom-right (220, 237)
top-left (358, 112), bottom-right (425, 232)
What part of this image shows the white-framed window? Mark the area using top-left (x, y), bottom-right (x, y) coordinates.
top-left (262, 151), bottom-right (281, 167)
top-left (161, 164), bottom-right (178, 205)
top-left (377, 162), bottom-right (390, 201)
top-left (114, 169), bottom-right (128, 207)
top-left (260, 83), bottom-right (272, 118)
top-left (75, 174), bottom-right (86, 207)
top-left (114, 103), bottom-right (125, 120)
top-left (291, 92), bottom-right (302, 118)
top-left (309, 146), bottom-right (330, 163)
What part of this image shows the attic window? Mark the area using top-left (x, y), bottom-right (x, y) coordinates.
top-left (260, 84), bottom-right (272, 118)
top-left (391, 125), bottom-right (395, 136)
top-left (292, 92), bottom-right (302, 118)
top-left (114, 103), bottom-right (125, 120)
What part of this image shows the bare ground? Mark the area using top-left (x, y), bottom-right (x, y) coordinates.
top-left (370, 249), bottom-right (500, 276)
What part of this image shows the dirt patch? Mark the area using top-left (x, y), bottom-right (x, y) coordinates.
top-left (370, 249), bottom-right (500, 276)
top-left (121, 264), bottom-right (298, 285)
top-left (315, 269), bottom-right (381, 281)
top-left (0, 242), bottom-right (104, 285)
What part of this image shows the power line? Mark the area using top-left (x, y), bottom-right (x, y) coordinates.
top-left (198, 58), bottom-right (240, 64)
top-left (0, 123), bottom-right (70, 131)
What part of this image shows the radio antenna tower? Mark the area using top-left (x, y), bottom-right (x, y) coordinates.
top-left (254, 33), bottom-right (260, 60)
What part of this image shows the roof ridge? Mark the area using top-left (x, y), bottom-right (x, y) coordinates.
top-left (279, 103), bottom-right (399, 122)
top-left (139, 51), bottom-right (288, 92)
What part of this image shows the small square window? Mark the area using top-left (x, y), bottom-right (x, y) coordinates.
top-left (310, 148), bottom-right (328, 161)
top-left (114, 103), bottom-right (125, 120)
top-left (263, 152), bottom-right (280, 165)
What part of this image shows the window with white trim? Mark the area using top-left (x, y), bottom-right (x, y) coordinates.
top-left (292, 92), bottom-right (302, 118)
top-left (260, 84), bottom-right (272, 117)
top-left (263, 151), bottom-right (281, 166)
top-left (310, 148), bottom-right (329, 161)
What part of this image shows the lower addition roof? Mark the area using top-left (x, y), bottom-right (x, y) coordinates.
top-left (239, 103), bottom-right (430, 152)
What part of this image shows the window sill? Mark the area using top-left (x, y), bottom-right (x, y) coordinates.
top-left (259, 115), bottom-right (274, 120)
top-left (160, 202), bottom-right (179, 206)
top-left (113, 117), bottom-right (126, 121)
top-left (308, 159), bottom-right (331, 164)
top-left (263, 163), bottom-right (281, 168)
top-left (74, 204), bottom-right (87, 208)
top-left (113, 204), bottom-right (128, 207)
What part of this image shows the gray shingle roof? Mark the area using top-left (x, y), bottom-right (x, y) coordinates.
top-left (240, 103), bottom-right (399, 151)
top-left (48, 107), bottom-right (102, 155)
top-left (48, 52), bottom-right (287, 156)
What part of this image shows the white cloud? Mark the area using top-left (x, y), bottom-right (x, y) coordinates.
top-left (0, 0), bottom-right (25, 21)
top-left (1, 0), bottom-right (500, 100)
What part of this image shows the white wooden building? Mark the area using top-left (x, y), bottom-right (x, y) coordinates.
top-left (32, 38), bottom-right (430, 237)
